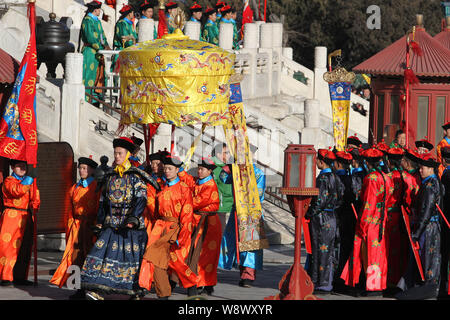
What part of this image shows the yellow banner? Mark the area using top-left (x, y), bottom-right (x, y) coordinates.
top-left (223, 83), bottom-right (269, 252)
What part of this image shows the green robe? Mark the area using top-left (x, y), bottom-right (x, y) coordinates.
top-left (80, 14), bottom-right (109, 102)
top-left (166, 14), bottom-right (176, 34)
top-left (112, 18), bottom-right (138, 69)
top-left (212, 156), bottom-right (234, 213)
top-left (201, 20), bottom-right (219, 45)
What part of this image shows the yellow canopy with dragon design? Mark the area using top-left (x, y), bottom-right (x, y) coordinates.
top-left (118, 29), bottom-right (235, 127)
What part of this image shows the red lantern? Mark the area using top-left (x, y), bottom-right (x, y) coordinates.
top-left (266, 144), bottom-right (320, 300)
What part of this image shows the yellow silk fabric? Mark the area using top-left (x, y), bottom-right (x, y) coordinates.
top-left (223, 90), bottom-right (269, 252)
top-left (331, 99), bottom-right (350, 151)
top-left (118, 30), bottom-right (235, 127)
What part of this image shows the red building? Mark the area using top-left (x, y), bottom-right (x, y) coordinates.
top-left (435, 16), bottom-right (450, 50)
top-left (352, 17), bottom-right (450, 151)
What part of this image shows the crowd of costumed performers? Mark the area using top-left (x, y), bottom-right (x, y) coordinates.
top-left (0, 134), bottom-right (266, 300)
top-left (304, 123), bottom-right (450, 300)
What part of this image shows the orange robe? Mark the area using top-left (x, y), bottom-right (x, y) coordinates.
top-left (50, 180), bottom-right (100, 287)
top-left (191, 176), bottom-right (221, 287)
top-left (0, 176), bottom-right (40, 281)
top-left (139, 177), bottom-right (198, 291)
top-left (437, 138), bottom-right (450, 178)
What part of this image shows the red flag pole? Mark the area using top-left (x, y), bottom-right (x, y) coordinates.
top-left (351, 203), bottom-right (358, 219)
top-left (435, 203), bottom-right (450, 229)
top-left (401, 205), bottom-right (425, 281)
top-left (263, 0), bottom-right (267, 22)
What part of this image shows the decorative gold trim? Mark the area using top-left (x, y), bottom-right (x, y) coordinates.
top-left (280, 187), bottom-right (319, 196)
top-left (323, 67), bottom-right (356, 83)
top-left (239, 238), bottom-right (270, 252)
top-left (229, 73), bottom-right (243, 84)
top-left (158, 0), bottom-right (165, 10)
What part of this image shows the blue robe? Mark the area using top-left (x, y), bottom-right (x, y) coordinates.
top-left (80, 169), bottom-right (148, 296)
top-left (218, 164), bottom-right (265, 271)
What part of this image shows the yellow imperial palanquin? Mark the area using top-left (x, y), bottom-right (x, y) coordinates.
top-left (118, 29), bottom-right (235, 127)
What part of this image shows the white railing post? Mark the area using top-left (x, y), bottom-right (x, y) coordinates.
top-left (314, 46), bottom-right (331, 118)
top-left (240, 22), bottom-right (258, 99)
top-left (301, 99), bottom-right (323, 148)
top-left (138, 18), bottom-right (155, 42)
top-left (271, 22), bottom-right (283, 96)
top-left (184, 20), bottom-right (201, 40)
top-left (257, 23), bottom-right (273, 98)
top-left (219, 22), bottom-right (234, 51)
top-left (61, 52), bottom-right (85, 153)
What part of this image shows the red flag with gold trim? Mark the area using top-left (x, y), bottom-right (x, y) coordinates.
top-left (0, 1), bottom-right (38, 165)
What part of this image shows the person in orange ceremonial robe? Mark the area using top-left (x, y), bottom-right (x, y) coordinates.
top-left (341, 147), bottom-right (392, 296)
top-left (185, 157), bottom-right (220, 295)
top-left (0, 159), bottom-right (40, 286)
top-left (50, 157), bottom-right (100, 298)
top-left (139, 154), bottom-right (198, 299)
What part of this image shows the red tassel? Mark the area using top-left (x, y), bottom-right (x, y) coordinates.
top-left (157, 8), bottom-right (168, 39)
top-left (404, 68), bottom-right (420, 85)
top-left (409, 41), bottom-right (423, 56)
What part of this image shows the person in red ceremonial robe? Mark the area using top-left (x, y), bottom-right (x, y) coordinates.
top-left (184, 157), bottom-right (221, 296)
top-left (340, 147), bottom-right (392, 296)
top-left (139, 154), bottom-right (198, 299)
top-left (0, 159), bottom-right (40, 286)
top-left (50, 157), bottom-right (100, 299)
top-left (402, 149), bottom-right (422, 186)
top-left (241, 0), bottom-right (253, 38)
top-left (384, 148), bottom-right (410, 293)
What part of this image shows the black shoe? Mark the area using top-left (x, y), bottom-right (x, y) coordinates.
top-left (158, 296), bottom-right (169, 300)
top-left (202, 286), bottom-right (214, 296)
top-left (169, 280), bottom-right (177, 290)
top-left (313, 289), bottom-right (331, 295)
top-left (69, 289), bottom-right (86, 300)
top-left (1, 280), bottom-right (13, 287)
top-left (239, 279), bottom-right (252, 288)
top-left (363, 290), bottom-right (383, 297)
top-left (13, 279), bottom-right (34, 286)
top-left (187, 286), bottom-right (198, 297)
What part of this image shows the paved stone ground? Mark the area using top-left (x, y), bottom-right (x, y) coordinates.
top-left (0, 244), bottom-right (392, 301)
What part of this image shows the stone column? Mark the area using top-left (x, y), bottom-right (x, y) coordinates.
top-left (219, 22), bottom-right (234, 51)
top-left (301, 99), bottom-right (323, 148)
top-left (271, 22), bottom-right (282, 96)
top-left (254, 21), bottom-right (265, 49)
top-left (184, 21), bottom-right (201, 40)
top-left (313, 46), bottom-right (331, 119)
top-left (138, 18), bottom-right (155, 42)
top-left (257, 23), bottom-right (273, 98)
top-left (241, 22), bottom-right (258, 99)
top-left (61, 53), bottom-right (85, 153)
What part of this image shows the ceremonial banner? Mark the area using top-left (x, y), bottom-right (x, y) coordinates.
top-left (0, 1), bottom-right (38, 164)
top-left (223, 82), bottom-right (269, 252)
top-left (323, 67), bottom-right (355, 151)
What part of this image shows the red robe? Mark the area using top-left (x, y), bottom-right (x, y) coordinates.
top-left (341, 169), bottom-right (392, 291)
top-left (139, 178), bottom-right (198, 290)
top-left (50, 180), bottom-right (100, 287)
top-left (0, 176), bottom-right (40, 281)
top-left (191, 176), bottom-right (221, 287)
top-left (385, 170), bottom-right (408, 286)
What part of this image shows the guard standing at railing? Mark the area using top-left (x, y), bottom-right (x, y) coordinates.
top-left (201, 7), bottom-right (219, 45)
top-left (80, 1), bottom-right (111, 106)
top-left (112, 5), bottom-right (138, 72)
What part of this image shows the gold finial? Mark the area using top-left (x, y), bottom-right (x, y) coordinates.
top-left (416, 14), bottom-right (424, 27)
top-left (159, 0), bottom-right (165, 10)
top-left (328, 49), bottom-right (341, 69)
top-left (174, 12), bottom-right (182, 29)
top-left (446, 16), bottom-right (450, 29)
top-left (28, 0), bottom-right (36, 3)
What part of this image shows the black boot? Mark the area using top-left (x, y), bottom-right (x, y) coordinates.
top-left (202, 286), bottom-right (214, 295)
top-left (69, 289), bottom-right (86, 300)
top-left (187, 286), bottom-right (198, 297)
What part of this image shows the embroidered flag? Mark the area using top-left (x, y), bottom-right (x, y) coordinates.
top-left (0, 1), bottom-right (38, 164)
